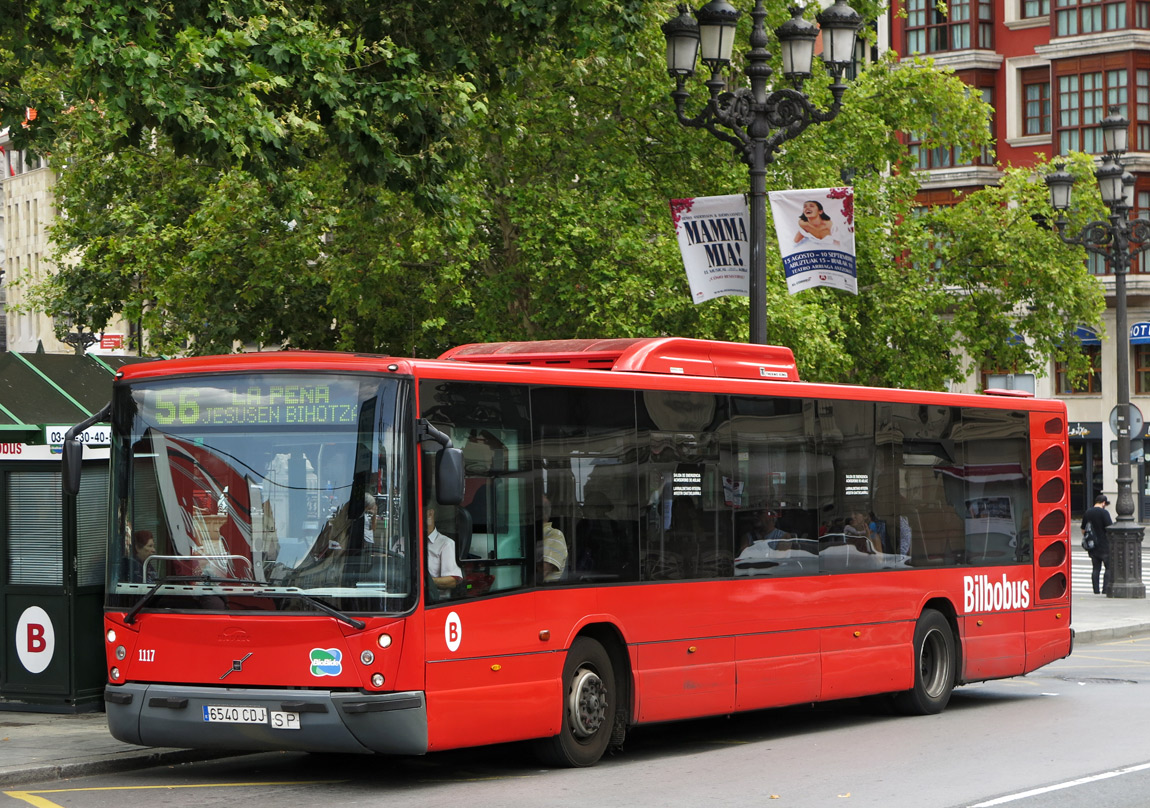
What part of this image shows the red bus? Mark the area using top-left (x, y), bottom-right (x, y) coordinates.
top-left (63, 337), bottom-right (1072, 767)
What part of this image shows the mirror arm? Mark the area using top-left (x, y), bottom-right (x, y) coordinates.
top-left (418, 419), bottom-right (454, 449)
top-left (65, 401), bottom-right (112, 443)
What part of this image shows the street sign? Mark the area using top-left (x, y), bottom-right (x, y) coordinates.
top-left (1109, 404), bottom-right (1145, 438)
top-left (44, 424), bottom-right (111, 446)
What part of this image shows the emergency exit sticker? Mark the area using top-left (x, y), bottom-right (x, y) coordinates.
top-left (16, 606), bottom-right (55, 674)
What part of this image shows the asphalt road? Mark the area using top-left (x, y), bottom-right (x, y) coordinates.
top-left (4, 634), bottom-right (1150, 808)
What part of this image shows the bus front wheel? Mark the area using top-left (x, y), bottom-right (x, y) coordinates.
top-left (893, 609), bottom-right (955, 715)
top-left (536, 636), bottom-right (616, 767)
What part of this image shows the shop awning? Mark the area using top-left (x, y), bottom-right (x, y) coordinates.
top-left (1074, 326), bottom-right (1101, 346)
top-left (1131, 322), bottom-right (1150, 345)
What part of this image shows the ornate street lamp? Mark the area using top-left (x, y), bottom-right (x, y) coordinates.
top-left (58, 314), bottom-right (98, 356)
top-left (662, 0), bottom-right (863, 345)
top-left (1046, 106), bottom-right (1148, 598)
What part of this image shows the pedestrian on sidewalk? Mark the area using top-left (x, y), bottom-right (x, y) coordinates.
top-left (1082, 494), bottom-right (1113, 595)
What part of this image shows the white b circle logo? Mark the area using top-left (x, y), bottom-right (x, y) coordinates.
top-left (16, 606), bottom-right (55, 674)
top-left (445, 611), bottom-right (462, 652)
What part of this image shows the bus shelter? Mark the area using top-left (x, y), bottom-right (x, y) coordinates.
top-left (0, 351), bottom-right (148, 711)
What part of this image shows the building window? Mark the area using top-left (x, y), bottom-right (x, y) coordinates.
top-left (906, 0), bottom-right (993, 53)
top-left (1057, 69), bottom-right (1128, 154)
top-left (1055, 0), bottom-right (1128, 35)
top-left (1023, 68), bottom-right (1051, 134)
top-left (1136, 345), bottom-right (1150, 393)
top-left (1138, 69), bottom-right (1150, 150)
top-left (910, 85), bottom-right (994, 168)
top-left (1023, 0), bottom-right (1051, 15)
top-left (1055, 344), bottom-right (1103, 394)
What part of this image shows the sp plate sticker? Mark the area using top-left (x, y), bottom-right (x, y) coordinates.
top-left (309, 648), bottom-right (343, 677)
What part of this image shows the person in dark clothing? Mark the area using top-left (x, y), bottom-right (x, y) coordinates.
top-left (1082, 494), bottom-right (1113, 595)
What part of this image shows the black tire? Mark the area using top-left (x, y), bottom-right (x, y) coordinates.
top-left (535, 637), bottom-right (616, 767)
top-left (893, 609), bottom-right (956, 715)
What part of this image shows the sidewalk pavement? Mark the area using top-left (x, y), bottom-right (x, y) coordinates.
top-left (2, 543), bottom-right (1149, 789)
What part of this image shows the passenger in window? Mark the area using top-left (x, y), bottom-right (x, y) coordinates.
top-left (124, 530), bottom-right (157, 583)
top-left (363, 494), bottom-right (377, 545)
top-left (425, 507), bottom-right (463, 592)
top-left (538, 495), bottom-right (568, 583)
top-left (843, 512), bottom-right (880, 553)
top-left (868, 512), bottom-right (888, 552)
top-left (898, 514), bottom-right (912, 555)
top-left (742, 509), bottom-right (791, 546)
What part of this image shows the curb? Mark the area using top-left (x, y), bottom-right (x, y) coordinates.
top-left (1073, 624), bottom-right (1150, 644)
top-left (0, 748), bottom-right (243, 790)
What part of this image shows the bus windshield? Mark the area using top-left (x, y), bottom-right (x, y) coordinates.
top-left (107, 372), bottom-right (418, 615)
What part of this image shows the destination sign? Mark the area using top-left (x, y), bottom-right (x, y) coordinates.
top-left (138, 378), bottom-right (362, 428)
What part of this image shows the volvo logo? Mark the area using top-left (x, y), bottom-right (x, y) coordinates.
top-left (220, 652), bottom-right (253, 680)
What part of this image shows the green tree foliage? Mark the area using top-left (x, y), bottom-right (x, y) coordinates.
top-left (7, 1), bottom-right (1105, 390)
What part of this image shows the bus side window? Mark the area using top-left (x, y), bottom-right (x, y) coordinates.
top-left (419, 380), bottom-right (533, 602)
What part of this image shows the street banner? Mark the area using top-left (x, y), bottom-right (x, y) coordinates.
top-left (669, 194), bottom-right (750, 303)
top-left (768, 187), bottom-right (857, 296)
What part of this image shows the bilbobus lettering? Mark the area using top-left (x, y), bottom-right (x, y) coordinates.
top-left (963, 574), bottom-right (1031, 613)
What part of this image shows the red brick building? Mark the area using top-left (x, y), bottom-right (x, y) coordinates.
top-left (885, 0), bottom-right (1150, 516)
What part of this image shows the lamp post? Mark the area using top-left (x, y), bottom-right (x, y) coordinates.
top-left (59, 315), bottom-right (98, 356)
top-left (1046, 106), bottom-right (1148, 599)
top-left (662, 0), bottom-right (862, 345)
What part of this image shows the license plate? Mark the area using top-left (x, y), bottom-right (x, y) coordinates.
top-left (270, 711), bottom-right (301, 730)
top-left (202, 705), bottom-right (268, 724)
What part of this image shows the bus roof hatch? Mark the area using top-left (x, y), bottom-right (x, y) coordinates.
top-left (439, 338), bottom-right (800, 382)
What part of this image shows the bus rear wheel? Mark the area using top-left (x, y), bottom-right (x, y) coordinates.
top-left (536, 637), bottom-right (616, 767)
top-left (893, 609), bottom-right (955, 715)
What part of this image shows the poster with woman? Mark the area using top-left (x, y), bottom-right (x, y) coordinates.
top-left (768, 187), bottom-right (857, 295)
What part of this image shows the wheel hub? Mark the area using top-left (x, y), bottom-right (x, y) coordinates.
top-left (568, 667), bottom-right (608, 738)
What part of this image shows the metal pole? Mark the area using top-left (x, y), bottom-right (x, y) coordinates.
top-left (1108, 213), bottom-right (1146, 597)
top-left (662, 0), bottom-right (859, 347)
top-left (748, 139), bottom-right (767, 345)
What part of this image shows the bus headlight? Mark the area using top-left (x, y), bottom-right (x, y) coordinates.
top-left (377, 634), bottom-right (392, 649)
top-left (110, 667), bottom-right (121, 681)
top-left (360, 650), bottom-right (374, 665)
top-left (115, 646), bottom-right (127, 660)
top-left (107, 629), bottom-right (117, 643)
top-left (371, 673), bottom-right (385, 687)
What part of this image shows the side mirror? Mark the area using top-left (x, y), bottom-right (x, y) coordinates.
top-left (436, 448), bottom-right (465, 505)
top-left (60, 401), bottom-right (112, 497)
top-left (62, 439), bottom-right (84, 496)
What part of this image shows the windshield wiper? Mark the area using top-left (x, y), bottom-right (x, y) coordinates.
top-left (122, 575), bottom-right (366, 630)
top-left (262, 590), bottom-right (366, 630)
top-left (123, 575), bottom-right (192, 624)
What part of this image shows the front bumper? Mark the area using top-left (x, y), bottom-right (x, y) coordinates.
top-left (105, 683), bottom-right (427, 755)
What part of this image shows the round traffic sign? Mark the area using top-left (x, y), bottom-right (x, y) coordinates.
top-left (1109, 403), bottom-right (1144, 438)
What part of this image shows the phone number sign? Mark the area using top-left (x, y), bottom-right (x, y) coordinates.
top-left (45, 425), bottom-right (111, 446)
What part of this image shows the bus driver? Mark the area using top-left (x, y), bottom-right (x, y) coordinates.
top-left (425, 507), bottom-right (463, 592)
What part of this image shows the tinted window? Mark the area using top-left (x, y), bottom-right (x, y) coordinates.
top-left (532, 387), bottom-right (640, 584)
top-left (420, 381), bottom-right (532, 602)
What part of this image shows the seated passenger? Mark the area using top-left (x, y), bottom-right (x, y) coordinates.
top-left (844, 511), bottom-right (881, 554)
top-left (742, 509), bottom-right (792, 549)
top-left (123, 530), bottom-right (157, 583)
top-left (426, 507), bottom-right (463, 592)
top-left (538, 495), bottom-right (568, 583)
